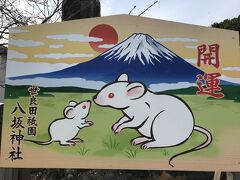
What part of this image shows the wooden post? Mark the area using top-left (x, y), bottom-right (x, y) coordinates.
top-left (226, 172), bottom-right (234, 180)
top-left (213, 171), bottom-right (221, 180)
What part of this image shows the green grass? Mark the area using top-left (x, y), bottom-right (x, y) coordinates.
top-left (125, 147), bottom-right (137, 158)
top-left (103, 135), bottom-right (119, 150)
top-left (3, 89), bottom-right (240, 160)
top-left (161, 149), bottom-right (170, 157)
top-left (77, 146), bottom-right (89, 156)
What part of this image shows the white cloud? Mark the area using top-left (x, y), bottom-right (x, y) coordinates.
top-left (6, 77), bottom-right (106, 90)
top-left (47, 34), bottom-right (103, 42)
top-left (185, 45), bottom-right (197, 49)
top-left (149, 82), bottom-right (197, 92)
top-left (6, 60), bottom-right (77, 78)
top-left (222, 67), bottom-right (240, 72)
top-left (34, 53), bottom-right (94, 59)
top-left (9, 28), bottom-right (30, 34)
top-left (220, 75), bottom-right (240, 85)
top-left (8, 50), bottom-right (28, 59)
top-left (157, 38), bottom-right (198, 43)
top-left (98, 44), bottom-right (116, 48)
top-left (9, 39), bottom-right (44, 47)
top-left (49, 44), bottom-right (64, 49)
top-left (184, 58), bottom-right (197, 64)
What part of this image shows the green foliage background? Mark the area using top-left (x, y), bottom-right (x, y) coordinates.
top-left (211, 15), bottom-right (240, 33)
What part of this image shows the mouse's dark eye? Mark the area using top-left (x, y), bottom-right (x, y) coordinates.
top-left (82, 105), bottom-right (86, 109)
top-left (108, 93), bottom-right (115, 99)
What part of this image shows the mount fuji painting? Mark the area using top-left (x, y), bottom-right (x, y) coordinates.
top-left (8, 33), bottom-right (205, 91)
top-left (2, 15), bottom-right (240, 171)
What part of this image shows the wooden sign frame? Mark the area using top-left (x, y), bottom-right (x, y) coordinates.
top-left (1, 15), bottom-right (240, 171)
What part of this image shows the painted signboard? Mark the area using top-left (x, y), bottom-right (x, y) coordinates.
top-left (1, 15), bottom-right (240, 171)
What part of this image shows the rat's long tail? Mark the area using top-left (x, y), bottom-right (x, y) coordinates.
top-left (168, 125), bottom-right (212, 167)
top-left (24, 139), bottom-right (53, 145)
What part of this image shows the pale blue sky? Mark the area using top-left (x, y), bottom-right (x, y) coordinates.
top-left (100, 0), bottom-right (240, 26)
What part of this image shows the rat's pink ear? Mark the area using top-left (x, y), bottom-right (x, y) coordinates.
top-left (64, 106), bottom-right (75, 119)
top-left (126, 82), bottom-right (145, 100)
top-left (117, 74), bottom-right (128, 82)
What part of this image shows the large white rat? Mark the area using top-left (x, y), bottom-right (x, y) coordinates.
top-left (26, 100), bottom-right (93, 146)
top-left (93, 74), bottom-right (212, 167)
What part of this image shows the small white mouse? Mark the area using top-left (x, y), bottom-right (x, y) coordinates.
top-left (26, 100), bottom-right (93, 146)
top-left (93, 73), bottom-right (212, 167)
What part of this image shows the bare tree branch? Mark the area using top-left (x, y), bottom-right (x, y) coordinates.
top-left (0, 0), bottom-right (63, 46)
top-left (0, 43), bottom-right (8, 46)
top-left (41, 0), bottom-right (61, 24)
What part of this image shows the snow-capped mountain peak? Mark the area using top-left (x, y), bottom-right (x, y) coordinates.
top-left (101, 33), bottom-right (177, 65)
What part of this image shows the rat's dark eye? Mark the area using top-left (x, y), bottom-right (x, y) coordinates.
top-left (108, 93), bottom-right (115, 99)
top-left (82, 105), bottom-right (86, 109)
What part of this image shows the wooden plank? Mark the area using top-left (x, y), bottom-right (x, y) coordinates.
top-left (226, 172), bottom-right (234, 180)
top-left (213, 171), bottom-right (221, 180)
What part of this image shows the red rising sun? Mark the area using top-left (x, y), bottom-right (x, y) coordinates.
top-left (89, 24), bottom-right (118, 53)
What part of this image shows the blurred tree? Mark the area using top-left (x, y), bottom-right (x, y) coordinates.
top-left (62, 0), bottom-right (100, 21)
top-left (211, 15), bottom-right (240, 32)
